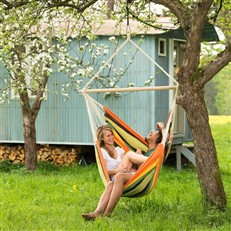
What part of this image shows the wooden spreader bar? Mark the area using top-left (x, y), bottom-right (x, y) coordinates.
top-left (83, 85), bottom-right (177, 93)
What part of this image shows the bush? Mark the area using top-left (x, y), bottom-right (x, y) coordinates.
top-left (37, 161), bottom-right (60, 173)
top-left (0, 159), bottom-right (24, 172)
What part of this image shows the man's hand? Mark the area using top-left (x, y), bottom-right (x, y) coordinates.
top-left (156, 122), bottom-right (164, 130)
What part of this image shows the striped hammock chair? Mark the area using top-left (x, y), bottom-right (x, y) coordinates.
top-left (81, 35), bottom-right (178, 198)
top-left (82, 90), bottom-right (177, 198)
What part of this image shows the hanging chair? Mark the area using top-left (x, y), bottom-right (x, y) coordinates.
top-left (81, 35), bottom-right (178, 198)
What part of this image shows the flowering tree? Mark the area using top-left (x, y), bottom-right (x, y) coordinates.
top-left (0, 1), bottom-right (110, 170)
top-left (0, 0), bottom-right (143, 170)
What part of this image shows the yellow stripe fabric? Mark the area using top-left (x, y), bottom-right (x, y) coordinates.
top-left (106, 117), bottom-right (149, 152)
top-left (122, 144), bottom-right (164, 197)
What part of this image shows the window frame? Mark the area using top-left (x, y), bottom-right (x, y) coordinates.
top-left (158, 38), bottom-right (167, 57)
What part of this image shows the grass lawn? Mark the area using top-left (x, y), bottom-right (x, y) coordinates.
top-left (0, 116), bottom-right (230, 230)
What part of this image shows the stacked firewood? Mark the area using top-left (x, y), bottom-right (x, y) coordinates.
top-left (0, 145), bottom-right (24, 164)
top-left (0, 144), bottom-right (81, 165)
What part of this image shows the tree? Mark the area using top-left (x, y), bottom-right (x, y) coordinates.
top-left (142, 0), bottom-right (230, 210)
top-left (0, 0), bottom-right (108, 170)
top-left (0, 4), bottom-right (55, 171)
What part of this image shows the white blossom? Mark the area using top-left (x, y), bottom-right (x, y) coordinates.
top-left (103, 49), bottom-right (109, 55)
top-left (109, 36), bottom-right (116, 41)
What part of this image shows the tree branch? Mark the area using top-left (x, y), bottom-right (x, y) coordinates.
top-left (46, 0), bottom-right (98, 12)
top-left (198, 44), bottom-right (231, 87)
top-left (0, 0), bottom-right (30, 9)
top-left (0, 0), bottom-right (98, 12)
top-left (180, 0), bottom-right (214, 78)
top-left (31, 73), bottom-right (49, 119)
top-left (0, 0), bottom-right (13, 8)
top-left (48, 2), bottom-right (79, 10)
top-left (128, 10), bottom-right (170, 31)
top-left (150, 0), bottom-right (190, 28)
top-left (211, 0), bottom-right (223, 23)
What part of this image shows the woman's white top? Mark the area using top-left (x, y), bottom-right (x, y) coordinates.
top-left (101, 146), bottom-right (124, 170)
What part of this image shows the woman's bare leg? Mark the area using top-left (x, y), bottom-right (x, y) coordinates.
top-left (113, 151), bottom-right (147, 173)
top-left (82, 181), bottom-right (114, 220)
top-left (103, 173), bottom-right (132, 217)
top-left (115, 152), bottom-right (148, 173)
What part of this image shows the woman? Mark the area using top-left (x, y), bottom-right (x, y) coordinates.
top-left (82, 122), bottom-right (165, 220)
top-left (96, 125), bottom-right (140, 178)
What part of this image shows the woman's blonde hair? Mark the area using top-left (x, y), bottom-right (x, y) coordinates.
top-left (96, 125), bottom-right (114, 147)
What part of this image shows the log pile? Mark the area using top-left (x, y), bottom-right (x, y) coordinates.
top-left (0, 144), bottom-right (81, 165)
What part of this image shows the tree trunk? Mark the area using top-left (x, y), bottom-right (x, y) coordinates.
top-left (22, 105), bottom-right (37, 171)
top-left (180, 84), bottom-right (227, 210)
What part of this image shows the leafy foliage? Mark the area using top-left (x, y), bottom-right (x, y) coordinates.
top-left (0, 0), bottom-right (149, 102)
top-left (0, 1), bottom-right (107, 102)
top-left (205, 64), bottom-right (231, 115)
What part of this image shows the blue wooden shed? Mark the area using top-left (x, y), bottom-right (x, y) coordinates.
top-left (0, 17), bottom-right (219, 167)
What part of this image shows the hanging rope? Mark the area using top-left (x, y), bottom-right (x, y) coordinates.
top-left (126, 0), bottom-right (129, 27)
top-left (81, 36), bottom-right (178, 93)
top-left (80, 8), bottom-right (179, 197)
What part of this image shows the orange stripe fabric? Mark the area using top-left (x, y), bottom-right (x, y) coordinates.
top-left (96, 141), bottom-right (110, 183)
top-left (104, 106), bottom-right (148, 146)
top-left (124, 143), bottom-right (164, 189)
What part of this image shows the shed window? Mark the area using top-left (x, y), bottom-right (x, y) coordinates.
top-left (158, 38), bottom-right (166, 57)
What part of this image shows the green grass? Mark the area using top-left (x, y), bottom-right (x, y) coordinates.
top-left (0, 120), bottom-right (230, 231)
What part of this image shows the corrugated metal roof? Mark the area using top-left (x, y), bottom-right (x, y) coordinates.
top-left (93, 17), bottom-right (176, 35)
top-left (28, 17), bottom-right (176, 38)
top-left (29, 17), bottom-right (218, 42)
